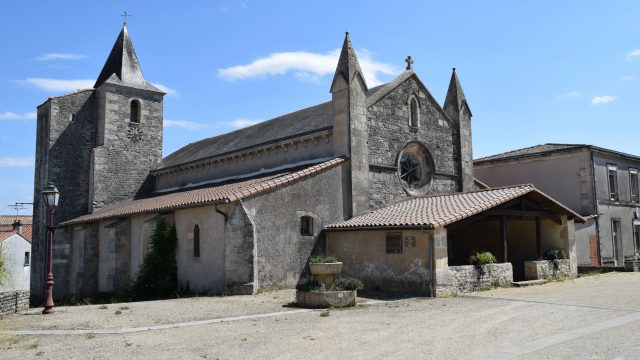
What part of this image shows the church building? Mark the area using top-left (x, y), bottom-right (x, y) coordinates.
top-left (31, 26), bottom-right (584, 303)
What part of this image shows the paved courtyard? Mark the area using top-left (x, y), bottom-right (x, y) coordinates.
top-left (1, 272), bottom-right (639, 359)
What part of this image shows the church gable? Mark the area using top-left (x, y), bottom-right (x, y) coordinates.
top-left (366, 74), bottom-right (460, 210)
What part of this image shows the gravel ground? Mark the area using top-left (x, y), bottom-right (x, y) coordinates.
top-left (1, 272), bottom-right (639, 359)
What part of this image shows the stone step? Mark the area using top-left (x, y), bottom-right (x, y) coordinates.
top-left (512, 279), bottom-right (549, 287)
top-left (226, 282), bottom-right (254, 295)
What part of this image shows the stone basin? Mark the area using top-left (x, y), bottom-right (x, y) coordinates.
top-left (295, 290), bottom-right (356, 308)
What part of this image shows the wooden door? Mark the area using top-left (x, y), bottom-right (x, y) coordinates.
top-left (589, 235), bottom-right (599, 266)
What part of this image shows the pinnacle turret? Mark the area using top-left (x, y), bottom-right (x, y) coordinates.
top-left (330, 32), bottom-right (367, 92)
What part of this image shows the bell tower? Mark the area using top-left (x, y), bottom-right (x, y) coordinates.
top-left (89, 24), bottom-right (165, 211)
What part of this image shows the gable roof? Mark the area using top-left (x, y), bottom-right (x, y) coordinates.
top-left (60, 157), bottom-right (345, 226)
top-left (326, 185), bottom-right (585, 230)
top-left (474, 143), bottom-right (640, 164)
top-left (0, 216), bottom-right (32, 225)
top-left (160, 101), bottom-right (334, 169)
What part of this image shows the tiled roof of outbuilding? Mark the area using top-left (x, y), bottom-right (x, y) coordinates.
top-left (0, 216), bottom-right (32, 225)
top-left (60, 157), bottom-right (346, 226)
top-left (326, 185), bottom-right (585, 230)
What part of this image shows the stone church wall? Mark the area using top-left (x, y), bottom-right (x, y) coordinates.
top-left (174, 206), bottom-right (226, 293)
top-left (242, 165), bottom-right (345, 290)
top-left (367, 76), bottom-right (459, 210)
top-left (31, 90), bottom-right (96, 305)
top-left (225, 204), bottom-right (255, 290)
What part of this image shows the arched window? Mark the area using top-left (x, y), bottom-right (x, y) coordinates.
top-left (130, 99), bottom-right (141, 123)
top-left (193, 224), bottom-right (200, 258)
top-left (409, 97), bottom-right (419, 127)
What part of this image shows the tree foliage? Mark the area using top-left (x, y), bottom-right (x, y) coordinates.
top-left (131, 221), bottom-right (178, 299)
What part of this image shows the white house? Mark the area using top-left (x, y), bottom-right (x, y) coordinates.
top-left (0, 216), bottom-right (32, 291)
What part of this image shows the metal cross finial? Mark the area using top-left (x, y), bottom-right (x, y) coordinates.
top-left (121, 11), bottom-right (132, 25)
top-left (405, 56), bottom-right (414, 71)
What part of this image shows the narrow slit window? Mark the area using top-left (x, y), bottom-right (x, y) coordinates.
top-left (24, 252), bottom-right (30, 266)
top-left (300, 216), bottom-right (314, 236)
top-left (193, 224), bottom-right (200, 258)
top-left (130, 99), bottom-right (141, 123)
top-left (409, 97), bottom-right (419, 127)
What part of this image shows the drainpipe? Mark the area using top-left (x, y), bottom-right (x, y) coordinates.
top-left (590, 151), bottom-right (602, 266)
top-left (214, 202), bottom-right (229, 224)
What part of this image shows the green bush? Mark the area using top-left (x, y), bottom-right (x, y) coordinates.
top-left (131, 221), bottom-right (178, 299)
top-left (543, 249), bottom-right (567, 261)
top-left (468, 251), bottom-right (497, 265)
top-left (309, 254), bottom-right (339, 264)
top-left (332, 276), bottom-right (364, 291)
top-left (296, 276), bottom-right (322, 291)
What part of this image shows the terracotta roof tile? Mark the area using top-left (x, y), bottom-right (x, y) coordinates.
top-left (0, 216), bottom-right (32, 225)
top-left (60, 157), bottom-right (345, 226)
top-left (326, 185), bottom-right (586, 230)
top-left (0, 224), bottom-right (32, 243)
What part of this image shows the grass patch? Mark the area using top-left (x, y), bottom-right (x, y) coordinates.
top-left (86, 334), bottom-right (96, 339)
top-left (35, 351), bottom-right (44, 356)
top-left (114, 310), bottom-right (122, 315)
top-left (27, 341), bottom-right (39, 350)
top-left (118, 306), bottom-right (130, 311)
top-left (319, 310), bottom-right (330, 317)
top-left (98, 305), bottom-right (108, 310)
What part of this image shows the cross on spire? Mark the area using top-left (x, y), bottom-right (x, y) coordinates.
top-left (405, 56), bottom-right (413, 70)
top-left (121, 11), bottom-right (132, 25)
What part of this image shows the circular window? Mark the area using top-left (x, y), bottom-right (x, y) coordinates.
top-left (397, 142), bottom-right (433, 195)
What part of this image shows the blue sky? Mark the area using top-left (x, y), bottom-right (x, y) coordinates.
top-left (1, 0), bottom-right (639, 215)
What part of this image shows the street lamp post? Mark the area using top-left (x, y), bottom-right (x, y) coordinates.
top-left (41, 182), bottom-right (59, 315)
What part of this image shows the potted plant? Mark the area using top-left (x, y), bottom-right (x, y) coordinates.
top-left (296, 255), bottom-right (362, 308)
top-left (468, 250), bottom-right (496, 276)
top-left (308, 254), bottom-right (342, 289)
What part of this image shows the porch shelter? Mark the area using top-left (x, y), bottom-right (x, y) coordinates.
top-left (325, 185), bottom-right (586, 295)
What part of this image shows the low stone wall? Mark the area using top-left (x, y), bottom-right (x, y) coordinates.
top-left (0, 290), bottom-right (29, 318)
top-left (524, 259), bottom-right (571, 280)
top-left (437, 263), bottom-right (513, 296)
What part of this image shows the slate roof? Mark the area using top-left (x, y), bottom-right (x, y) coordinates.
top-left (475, 143), bottom-right (640, 164)
top-left (474, 144), bottom-right (586, 163)
top-left (94, 25), bottom-right (161, 92)
top-left (0, 216), bottom-right (32, 243)
top-left (160, 102), bottom-right (334, 169)
top-left (326, 185), bottom-right (585, 230)
top-left (60, 157), bottom-right (345, 226)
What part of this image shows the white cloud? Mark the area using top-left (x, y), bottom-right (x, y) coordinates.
top-left (591, 96), bottom-right (616, 105)
top-left (164, 119), bottom-right (208, 130)
top-left (0, 111), bottom-right (36, 121)
top-left (36, 53), bottom-right (86, 61)
top-left (620, 75), bottom-right (634, 81)
top-left (0, 157), bottom-right (34, 167)
top-left (228, 118), bottom-right (263, 128)
top-left (20, 78), bottom-right (94, 92)
top-left (556, 91), bottom-right (581, 100)
top-left (218, 48), bottom-right (398, 86)
top-left (151, 83), bottom-right (179, 96)
top-left (626, 49), bottom-right (640, 61)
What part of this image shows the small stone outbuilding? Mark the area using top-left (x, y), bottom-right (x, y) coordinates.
top-left (325, 185), bottom-right (586, 296)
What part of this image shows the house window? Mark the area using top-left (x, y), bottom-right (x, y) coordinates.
top-left (193, 224), bottom-right (200, 258)
top-left (409, 96), bottom-right (419, 128)
top-left (608, 165), bottom-right (618, 201)
top-left (24, 252), bottom-right (30, 266)
top-left (630, 169), bottom-right (639, 203)
top-left (130, 99), bottom-right (141, 123)
top-left (300, 216), bottom-right (314, 236)
top-left (386, 233), bottom-right (403, 254)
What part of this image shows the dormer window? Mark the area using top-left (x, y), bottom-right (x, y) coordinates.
top-left (408, 96), bottom-right (419, 128)
top-left (130, 99), bottom-right (141, 123)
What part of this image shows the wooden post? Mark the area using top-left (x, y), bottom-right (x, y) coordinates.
top-left (501, 215), bottom-right (507, 263)
top-left (536, 216), bottom-right (542, 259)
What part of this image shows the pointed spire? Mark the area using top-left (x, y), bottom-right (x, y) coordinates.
top-left (94, 25), bottom-right (147, 88)
top-left (444, 68), bottom-right (471, 117)
top-left (331, 32), bottom-right (367, 92)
